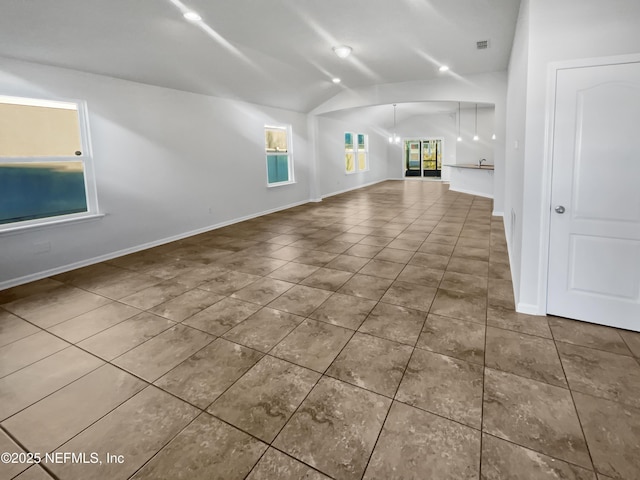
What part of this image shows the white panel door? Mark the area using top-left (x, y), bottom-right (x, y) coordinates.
top-left (548, 62), bottom-right (640, 331)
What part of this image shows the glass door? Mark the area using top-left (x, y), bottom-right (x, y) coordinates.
top-left (404, 139), bottom-right (442, 178)
top-left (405, 141), bottom-right (421, 177)
top-left (422, 139), bottom-right (442, 177)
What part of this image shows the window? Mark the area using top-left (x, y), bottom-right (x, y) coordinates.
top-left (0, 95), bottom-right (98, 230)
top-left (345, 132), bottom-right (368, 173)
top-left (265, 125), bottom-right (294, 186)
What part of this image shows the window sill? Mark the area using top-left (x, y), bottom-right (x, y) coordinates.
top-left (267, 180), bottom-right (296, 188)
top-left (0, 213), bottom-right (105, 236)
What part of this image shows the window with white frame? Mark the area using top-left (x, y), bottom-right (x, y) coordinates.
top-left (265, 125), bottom-right (294, 186)
top-left (0, 95), bottom-right (98, 230)
top-left (345, 132), bottom-right (368, 174)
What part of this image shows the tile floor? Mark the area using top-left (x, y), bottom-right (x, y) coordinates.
top-left (1, 181), bottom-right (639, 480)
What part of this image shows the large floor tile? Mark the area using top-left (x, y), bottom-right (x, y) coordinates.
top-left (358, 302), bottom-right (427, 346)
top-left (396, 264), bottom-right (444, 287)
top-left (557, 342), bottom-right (640, 408)
top-left (2, 286), bottom-right (111, 328)
top-left (199, 270), bottom-right (261, 295)
top-left (13, 466), bottom-right (54, 480)
top-left (374, 248), bottom-right (415, 264)
top-left (430, 289), bottom-right (487, 323)
top-left (337, 274), bottom-right (394, 301)
top-left (0, 278), bottom-right (64, 305)
top-left (119, 279), bottom-right (194, 310)
top-left (486, 306), bottom-right (552, 338)
top-left (131, 413), bottom-right (266, 480)
top-left (326, 332), bottom-right (413, 397)
top-left (78, 312), bottom-right (175, 360)
top-left (270, 319), bottom-right (353, 372)
top-left (416, 314), bottom-right (485, 365)
top-left (49, 386), bottom-right (198, 480)
top-left (47, 301), bottom-right (141, 343)
top-left (619, 330), bottom-right (640, 357)
top-left (549, 317), bottom-right (632, 356)
top-left (380, 280), bottom-right (437, 312)
top-left (0, 330), bottom-right (69, 377)
top-left (231, 277), bottom-right (295, 305)
top-left (483, 368), bottom-right (591, 468)
top-left (396, 349), bottom-right (483, 428)
top-left (573, 392), bottom-right (640, 480)
top-left (300, 267), bottom-right (354, 291)
top-left (0, 347), bottom-right (104, 420)
top-left (324, 254), bottom-right (370, 273)
top-left (358, 259), bottom-right (404, 280)
top-left (183, 297), bottom-right (261, 336)
top-left (154, 338), bottom-right (263, 408)
top-left (481, 434), bottom-right (596, 480)
top-left (446, 257), bottom-right (489, 277)
top-left (0, 430), bottom-right (29, 479)
top-left (439, 271), bottom-right (488, 296)
top-left (485, 327), bottom-right (567, 387)
top-left (208, 356), bottom-right (320, 442)
top-left (0, 309), bottom-right (39, 347)
top-left (309, 293), bottom-right (376, 330)
top-left (148, 288), bottom-right (224, 322)
top-left (2, 364), bottom-right (146, 453)
top-left (246, 448), bottom-right (331, 480)
top-left (113, 324), bottom-right (214, 381)
top-left (223, 307), bottom-right (304, 352)
top-left (363, 402), bottom-right (480, 480)
top-left (267, 262), bottom-right (320, 283)
top-left (273, 377), bottom-right (391, 480)
top-left (267, 285), bottom-right (332, 316)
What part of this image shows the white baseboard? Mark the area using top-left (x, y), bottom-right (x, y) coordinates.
top-left (447, 186), bottom-right (494, 199)
top-left (492, 210), bottom-right (504, 217)
top-left (516, 302), bottom-right (545, 316)
top-left (320, 178), bottom-right (389, 200)
top-left (0, 198), bottom-right (311, 291)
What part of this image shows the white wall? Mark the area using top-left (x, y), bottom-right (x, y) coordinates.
top-left (311, 72), bottom-right (508, 215)
top-left (503, 0), bottom-right (530, 302)
top-left (0, 57), bottom-right (312, 288)
top-left (315, 115), bottom-right (390, 198)
top-left (505, 0), bottom-right (640, 313)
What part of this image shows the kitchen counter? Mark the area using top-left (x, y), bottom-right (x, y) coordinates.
top-left (445, 164), bottom-right (495, 170)
top-left (443, 164), bottom-right (494, 198)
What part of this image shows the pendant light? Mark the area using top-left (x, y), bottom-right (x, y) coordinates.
top-left (457, 102), bottom-right (462, 142)
top-left (473, 104), bottom-right (479, 141)
top-left (388, 104), bottom-right (400, 144)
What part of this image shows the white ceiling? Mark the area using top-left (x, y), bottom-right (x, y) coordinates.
top-left (0, 0), bottom-right (521, 112)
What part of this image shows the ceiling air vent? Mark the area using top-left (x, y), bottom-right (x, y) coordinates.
top-left (476, 40), bottom-right (490, 50)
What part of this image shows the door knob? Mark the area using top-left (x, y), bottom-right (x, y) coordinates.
top-left (555, 205), bottom-right (566, 214)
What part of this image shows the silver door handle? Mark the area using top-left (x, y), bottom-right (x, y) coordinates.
top-left (555, 205), bottom-right (565, 214)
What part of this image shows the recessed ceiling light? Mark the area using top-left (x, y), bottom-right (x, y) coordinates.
top-left (332, 45), bottom-right (352, 59)
top-left (439, 65), bottom-right (449, 72)
top-left (183, 11), bottom-right (202, 22)
top-left (332, 77), bottom-right (341, 84)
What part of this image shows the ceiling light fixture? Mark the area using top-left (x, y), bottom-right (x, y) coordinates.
top-left (332, 45), bottom-right (352, 59)
top-left (183, 11), bottom-right (202, 22)
top-left (492, 133), bottom-right (496, 140)
top-left (388, 104), bottom-right (401, 144)
top-left (332, 77), bottom-right (341, 84)
top-left (473, 104), bottom-right (479, 141)
top-left (457, 102), bottom-right (462, 142)
top-left (439, 65), bottom-right (449, 72)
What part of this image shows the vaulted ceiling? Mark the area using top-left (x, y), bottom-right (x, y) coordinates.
top-left (0, 0), bottom-right (521, 112)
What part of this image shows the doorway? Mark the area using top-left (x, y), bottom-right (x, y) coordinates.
top-left (404, 138), bottom-right (442, 178)
top-left (546, 60), bottom-right (640, 331)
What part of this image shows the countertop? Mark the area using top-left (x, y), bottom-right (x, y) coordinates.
top-left (444, 164), bottom-right (494, 170)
